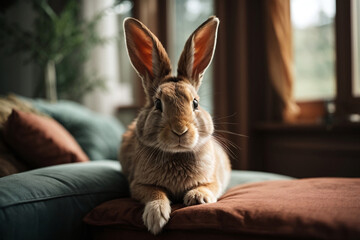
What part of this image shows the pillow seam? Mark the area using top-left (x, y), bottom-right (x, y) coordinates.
top-left (0, 191), bottom-right (128, 210)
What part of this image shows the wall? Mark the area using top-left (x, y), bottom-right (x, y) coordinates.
top-left (0, 2), bottom-right (40, 98)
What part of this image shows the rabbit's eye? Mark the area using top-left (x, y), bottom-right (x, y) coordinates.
top-left (155, 99), bottom-right (162, 112)
top-left (193, 99), bottom-right (199, 110)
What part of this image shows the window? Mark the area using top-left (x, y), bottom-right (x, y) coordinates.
top-left (352, 0), bottom-right (360, 97)
top-left (167, 0), bottom-right (214, 114)
top-left (290, 0), bottom-right (336, 101)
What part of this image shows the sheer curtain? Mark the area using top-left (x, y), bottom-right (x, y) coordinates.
top-left (81, 0), bottom-right (133, 115)
top-left (265, 0), bottom-right (300, 122)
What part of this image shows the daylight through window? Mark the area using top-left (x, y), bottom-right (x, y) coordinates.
top-left (168, 0), bottom-right (214, 114)
top-left (290, 0), bottom-right (336, 101)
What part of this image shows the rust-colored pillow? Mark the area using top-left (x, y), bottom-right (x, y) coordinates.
top-left (0, 95), bottom-right (42, 176)
top-left (84, 178), bottom-right (360, 240)
top-left (3, 109), bottom-right (89, 168)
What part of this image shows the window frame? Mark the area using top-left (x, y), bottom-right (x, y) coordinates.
top-left (292, 0), bottom-right (360, 124)
top-left (335, 0), bottom-right (360, 119)
top-left (122, 0), bottom-right (360, 119)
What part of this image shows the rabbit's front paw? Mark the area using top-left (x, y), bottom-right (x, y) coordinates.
top-left (143, 199), bottom-right (171, 235)
top-left (184, 187), bottom-right (217, 206)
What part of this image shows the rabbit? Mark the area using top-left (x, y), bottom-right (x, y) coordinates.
top-left (119, 16), bottom-right (231, 235)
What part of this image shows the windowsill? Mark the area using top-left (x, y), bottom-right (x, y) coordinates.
top-left (253, 121), bottom-right (360, 133)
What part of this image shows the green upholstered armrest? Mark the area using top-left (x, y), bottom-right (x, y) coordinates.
top-left (0, 160), bottom-right (128, 240)
top-left (227, 170), bottom-right (294, 190)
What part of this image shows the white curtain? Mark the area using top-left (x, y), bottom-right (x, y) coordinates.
top-left (265, 0), bottom-right (300, 122)
top-left (81, 0), bottom-right (133, 115)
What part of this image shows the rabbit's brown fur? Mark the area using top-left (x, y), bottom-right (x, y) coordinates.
top-left (119, 16), bottom-right (231, 235)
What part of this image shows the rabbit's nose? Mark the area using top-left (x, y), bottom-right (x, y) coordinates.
top-left (172, 127), bottom-right (188, 137)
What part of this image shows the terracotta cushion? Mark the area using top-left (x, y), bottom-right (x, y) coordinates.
top-left (0, 95), bottom-right (42, 176)
top-left (3, 109), bottom-right (89, 168)
top-left (84, 178), bottom-right (360, 240)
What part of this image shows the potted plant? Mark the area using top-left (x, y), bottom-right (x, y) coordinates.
top-left (0, 0), bottom-right (111, 102)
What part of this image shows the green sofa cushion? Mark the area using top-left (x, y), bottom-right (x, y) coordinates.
top-left (0, 160), bottom-right (128, 240)
top-left (30, 99), bottom-right (125, 160)
top-left (227, 170), bottom-right (294, 190)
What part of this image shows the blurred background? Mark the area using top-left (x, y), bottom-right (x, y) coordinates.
top-left (0, 0), bottom-right (359, 177)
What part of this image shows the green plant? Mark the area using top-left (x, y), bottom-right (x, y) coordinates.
top-left (0, 0), bottom-right (111, 101)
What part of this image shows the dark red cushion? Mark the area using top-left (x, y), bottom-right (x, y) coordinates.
top-left (3, 109), bottom-right (89, 168)
top-left (84, 178), bottom-right (360, 240)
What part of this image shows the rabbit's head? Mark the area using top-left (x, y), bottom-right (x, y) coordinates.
top-left (124, 17), bottom-right (219, 153)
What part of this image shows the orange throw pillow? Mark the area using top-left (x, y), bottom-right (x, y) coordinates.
top-left (3, 109), bottom-right (89, 168)
top-left (84, 178), bottom-right (360, 240)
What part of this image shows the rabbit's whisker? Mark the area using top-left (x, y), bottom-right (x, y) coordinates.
top-left (212, 134), bottom-right (239, 159)
top-left (212, 113), bottom-right (238, 121)
top-left (214, 130), bottom-right (248, 138)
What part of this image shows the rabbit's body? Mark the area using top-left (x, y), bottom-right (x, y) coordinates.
top-left (119, 16), bottom-right (231, 235)
top-left (120, 117), bottom-right (230, 202)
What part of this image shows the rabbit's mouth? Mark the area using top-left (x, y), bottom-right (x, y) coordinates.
top-left (158, 128), bottom-right (200, 152)
top-left (174, 144), bottom-right (191, 151)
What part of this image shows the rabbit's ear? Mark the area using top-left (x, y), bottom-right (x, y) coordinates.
top-left (124, 18), bottom-right (172, 96)
top-left (177, 16), bottom-right (219, 90)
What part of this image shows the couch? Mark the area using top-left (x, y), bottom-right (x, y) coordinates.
top-left (0, 97), bottom-right (359, 240)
